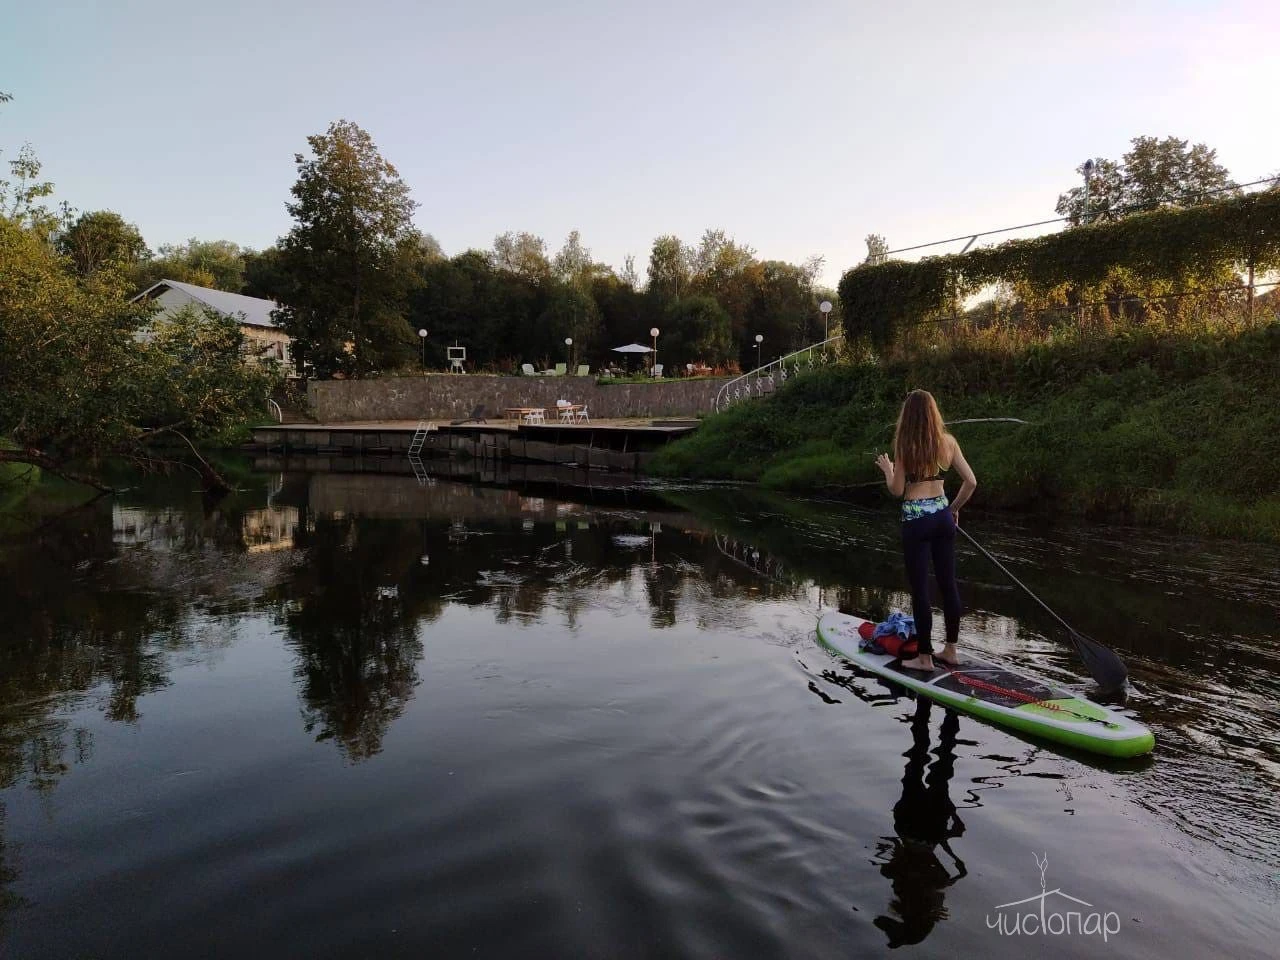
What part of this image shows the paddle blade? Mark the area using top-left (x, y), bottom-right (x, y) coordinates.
top-left (1072, 630), bottom-right (1128, 695)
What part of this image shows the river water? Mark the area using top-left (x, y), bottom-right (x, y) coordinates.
top-left (1, 462), bottom-right (1277, 959)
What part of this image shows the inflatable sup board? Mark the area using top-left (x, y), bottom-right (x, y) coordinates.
top-left (817, 611), bottom-right (1154, 758)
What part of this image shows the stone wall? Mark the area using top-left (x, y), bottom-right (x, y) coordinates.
top-left (307, 374), bottom-right (730, 422)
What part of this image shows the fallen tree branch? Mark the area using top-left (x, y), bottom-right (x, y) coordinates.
top-left (167, 430), bottom-right (231, 494)
top-left (0, 449), bottom-right (116, 493)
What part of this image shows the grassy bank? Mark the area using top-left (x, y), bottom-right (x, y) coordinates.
top-left (649, 321), bottom-right (1280, 541)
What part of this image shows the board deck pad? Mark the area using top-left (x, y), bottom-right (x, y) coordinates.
top-left (817, 611), bottom-right (1155, 758)
top-left (931, 664), bottom-right (1058, 709)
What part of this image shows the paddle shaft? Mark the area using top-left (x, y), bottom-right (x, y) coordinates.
top-left (955, 525), bottom-right (1088, 646)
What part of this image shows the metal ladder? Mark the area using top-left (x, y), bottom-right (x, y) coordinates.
top-left (408, 419), bottom-right (436, 455)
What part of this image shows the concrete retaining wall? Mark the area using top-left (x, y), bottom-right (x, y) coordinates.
top-left (308, 374), bottom-right (729, 422)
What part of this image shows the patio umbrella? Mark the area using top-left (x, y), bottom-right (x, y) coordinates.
top-left (610, 342), bottom-right (652, 374)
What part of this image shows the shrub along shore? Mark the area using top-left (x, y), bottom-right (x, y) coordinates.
top-left (648, 321), bottom-right (1280, 542)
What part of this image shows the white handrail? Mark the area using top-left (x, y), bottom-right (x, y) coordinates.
top-left (713, 334), bottom-right (844, 413)
top-left (267, 399), bottom-right (284, 422)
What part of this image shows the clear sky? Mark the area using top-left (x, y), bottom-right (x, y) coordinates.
top-left (3, 0), bottom-right (1276, 285)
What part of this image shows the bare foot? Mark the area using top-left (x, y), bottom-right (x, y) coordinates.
top-left (899, 655), bottom-right (936, 671)
top-left (936, 644), bottom-right (959, 665)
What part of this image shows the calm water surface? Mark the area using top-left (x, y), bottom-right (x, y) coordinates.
top-left (1, 463), bottom-right (1277, 959)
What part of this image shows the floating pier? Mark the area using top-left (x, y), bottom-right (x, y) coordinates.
top-left (249, 419), bottom-right (699, 472)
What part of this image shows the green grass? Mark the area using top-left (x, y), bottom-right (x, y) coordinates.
top-left (650, 321), bottom-right (1280, 541)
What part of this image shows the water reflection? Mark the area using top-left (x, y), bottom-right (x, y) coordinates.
top-left (274, 512), bottom-right (427, 761)
top-left (1, 460), bottom-right (1279, 950)
top-left (873, 700), bottom-right (966, 949)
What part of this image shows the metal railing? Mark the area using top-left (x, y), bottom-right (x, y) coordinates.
top-left (712, 334), bottom-right (844, 413)
top-left (267, 398), bottom-right (284, 422)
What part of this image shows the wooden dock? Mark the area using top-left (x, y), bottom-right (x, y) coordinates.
top-left (249, 418), bottom-right (699, 472)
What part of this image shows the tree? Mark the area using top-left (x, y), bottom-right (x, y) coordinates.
top-left (1, 144), bottom-right (63, 239)
top-left (0, 217), bottom-right (273, 490)
top-left (741, 260), bottom-right (819, 363)
top-left (491, 231), bottom-right (551, 281)
top-left (130, 238), bottom-right (249, 294)
top-left (591, 271), bottom-right (646, 352)
top-left (410, 249), bottom-right (540, 370)
top-left (689, 229), bottom-right (755, 279)
top-left (537, 280), bottom-right (601, 366)
top-left (416, 232), bottom-right (445, 263)
top-left (1123, 136), bottom-right (1234, 208)
top-left (56, 210), bottom-right (149, 278)
top-left (620, 254), bottom-right (639, 289)
top-left (241, 245), bottom-right (293, 301)
top-left (275, 120), bottom-right (421, 378)
top-left (662, 295), bottom-right (734, 370)
top-left (1054, 158), bottom-right (1125, 226)
top-left (1055, 136), bottom-right (1235, 225)
top-left (647, 235), bottom-right (691, 302)
top-left (863, 234), bottom-right (889, 266)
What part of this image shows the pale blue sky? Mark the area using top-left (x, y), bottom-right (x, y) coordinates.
top-left (3, 0), bottom-right (1276, 284)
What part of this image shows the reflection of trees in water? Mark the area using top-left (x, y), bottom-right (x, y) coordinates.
top-left (0, 495), bottom-right (231, 929)
top-left (0, 503), bottom-right (181, 792)
top-left (872, 699), bottom-right (967, 949)
top-left (273, 514), bottom-right (429, 762)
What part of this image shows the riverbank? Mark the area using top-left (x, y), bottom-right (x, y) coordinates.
top-left (648, 321), bottom-right (1280, 541)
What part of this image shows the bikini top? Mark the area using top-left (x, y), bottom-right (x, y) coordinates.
top-left (906, 463), bottom-right (948, 484)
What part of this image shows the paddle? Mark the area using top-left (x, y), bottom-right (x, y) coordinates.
top-left (955, 525), bottom-right (1129, 695)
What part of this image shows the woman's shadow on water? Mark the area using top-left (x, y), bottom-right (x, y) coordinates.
top-left (872, 698), bottom-right (966, 949)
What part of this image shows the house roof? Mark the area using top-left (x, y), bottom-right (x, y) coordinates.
top-left (132, 279), bottom-right (281, 329)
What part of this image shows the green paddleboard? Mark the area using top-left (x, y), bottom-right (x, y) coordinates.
top-left (817, 611), bottom-right (1155, 758)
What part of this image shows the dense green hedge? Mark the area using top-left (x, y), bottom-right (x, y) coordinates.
top-left (648, 321), bottom-right (1280, 540)
top-left (838, 190), bottom-right (1280, 345)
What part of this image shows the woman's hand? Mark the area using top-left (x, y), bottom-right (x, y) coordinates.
top-left (950, 508), bottom-right (960, 528)
top-left (875, 453), bottom-right (893, 477)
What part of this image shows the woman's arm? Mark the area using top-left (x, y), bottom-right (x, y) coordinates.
top-left (875, 453), bottom-right (905, 497)
top-left (948, 437), bottom-right (978, 516)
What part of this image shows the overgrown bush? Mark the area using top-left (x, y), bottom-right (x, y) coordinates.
top-left (650, 320), bottom-right (1280, 540)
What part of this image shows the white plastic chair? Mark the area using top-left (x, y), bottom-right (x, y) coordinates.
top-left (521, 363), bottom-right (536, 376)
top-left (574, 405), bottom-right (589, 424)
top-left (523, 409), bottom-right (545, 424)
top-left (558, 401), bottom-right (576, 423)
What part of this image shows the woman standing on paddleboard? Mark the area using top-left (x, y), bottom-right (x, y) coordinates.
top-left (875, 390), bottom-right (978, 672)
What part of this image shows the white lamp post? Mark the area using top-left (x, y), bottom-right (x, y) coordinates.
top-left (754, 333), bottom-right (763, 369)
top-left (418, 328), bottom-right (428, 370)
top-left (650, 327), bottom-right (660, 377)
top-left (564, 337), bottom-right (573, 369)
top-left (819, 300), bottom-right (833, 341)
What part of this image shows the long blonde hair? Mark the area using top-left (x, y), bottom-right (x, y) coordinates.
top-left (893, 390), bottom-right (950, 480)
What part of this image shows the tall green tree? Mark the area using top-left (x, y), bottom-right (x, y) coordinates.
top-left (276, 120), bottom-right (421, 378)
top-left (0, 217), bottom-right (273, 490)
top-left (491, 231), bottom-right (551, 281)
top-left (647, 235), bottom-right (691, 303)
top-left (56, 210), bottom-right (150, 278)
top-left (131, 238), bottom-right (248, 293)
top-left (1, 143), bottom-right (64, 239)
top-left (1056, 136), bottom-right (1235, 225)
top-left (410, 249), bottom-right (540, 369)
top-left (241, 245), bottom-right (292, 301)
top-left (552, 229), bottom-right (599, 287)
top-left (661, 295), bottom-right (734, 370)
top-left (863, 234), bottom-right (889, 266)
